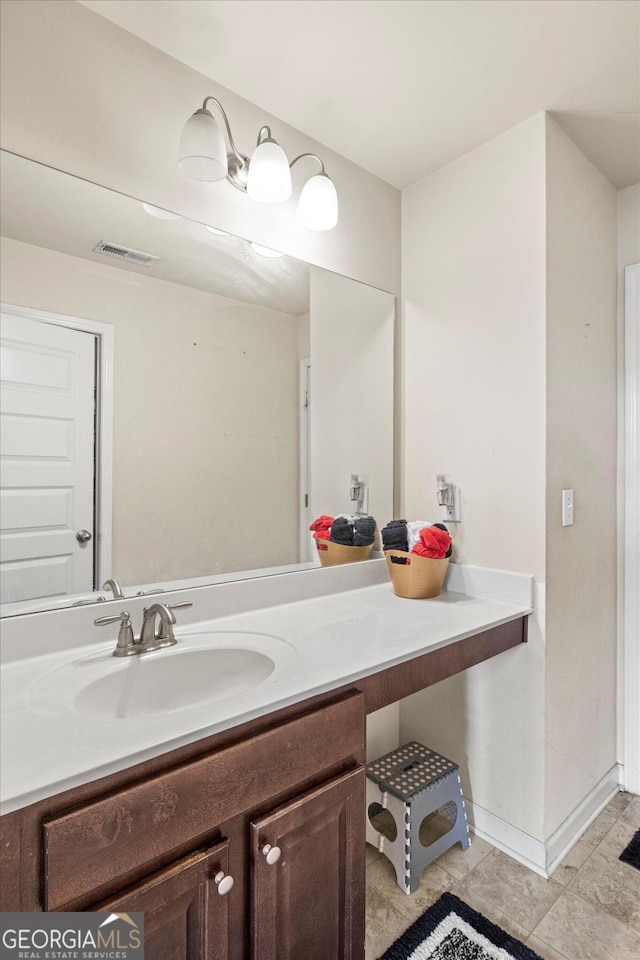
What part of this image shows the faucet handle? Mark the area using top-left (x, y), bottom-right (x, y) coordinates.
top-left (165, 602), bottom-right (193, 635)
top-left (95, 611), bottom-right (131, 627)
top-left (141, 602), bottom-right (192, 616)
top-left (95, 611), bottom-right (136, 657)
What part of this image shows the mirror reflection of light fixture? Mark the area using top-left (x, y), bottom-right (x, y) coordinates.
top-left (179, 98), bottom-right (338, 230)
top-left (142, 203), bottom-right (181, 220)
top-left (250, 242), bottom-right (285, 258)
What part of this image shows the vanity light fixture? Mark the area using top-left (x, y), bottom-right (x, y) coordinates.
top-left (179, 97), bottom-right (338, 230)
top-left (247, 127), bottom-right (292, 203)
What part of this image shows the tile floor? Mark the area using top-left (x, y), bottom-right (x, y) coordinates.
top-left (365, 792), bottom-right (640, 960)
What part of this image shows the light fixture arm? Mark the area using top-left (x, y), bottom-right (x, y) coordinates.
top-left (289, 152), bottom-right (326, 174)
top-left (202, 96), bottom-right (246, 166)
top-left (257, 125), bottom-right (273, 145)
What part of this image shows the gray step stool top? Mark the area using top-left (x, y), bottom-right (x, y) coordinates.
top-left (366, 741), bottom-right (459, 801)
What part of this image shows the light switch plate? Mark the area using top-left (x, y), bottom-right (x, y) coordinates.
top-left (562, 489), bottom-right (574, 526)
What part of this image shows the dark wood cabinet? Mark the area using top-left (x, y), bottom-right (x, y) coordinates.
top-left (93, 841), bottom-right (231, 960)
top-left (77, 767), bottom-right (366, 960)
top-left (4, 691), bottom-right (366, 959)
top-left (250, 768), bottom-right (365, 960)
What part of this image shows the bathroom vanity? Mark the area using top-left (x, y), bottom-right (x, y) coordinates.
top-left (0, 561), bottom-right (532, 959)
top-left (16, 693), bottom-right (366, 960)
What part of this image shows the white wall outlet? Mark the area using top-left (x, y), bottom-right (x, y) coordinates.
top-left (562, 489), bottom-right (574, 527)
top-left (440, 485), bottom-right (461, 523)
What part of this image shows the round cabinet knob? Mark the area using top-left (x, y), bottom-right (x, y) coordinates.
top-left (262, 843), bottom-right (281, 865)
top-left (76, 529), bottom-right (92, 543)
top-left (214, 871), bottom-right (234, 896)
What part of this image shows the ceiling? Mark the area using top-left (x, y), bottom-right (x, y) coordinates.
top-left (0, 151), bottom-right (310, 316)
top-left (79, 0), bottom-right (639, 190)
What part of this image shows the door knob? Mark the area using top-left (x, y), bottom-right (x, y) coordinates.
top-left (76, 529), bottom-right (92, 543)
top-left (262, 843), bottom-right (281, 865)
top-left (214, 871), bottom-right (234, 896)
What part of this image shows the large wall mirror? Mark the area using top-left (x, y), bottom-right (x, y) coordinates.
top-left (0, 151), bottom-right (395, 616)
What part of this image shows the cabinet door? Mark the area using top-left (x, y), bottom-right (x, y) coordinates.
top-left (251, 767), bottom-right (365, 960)
top-left (93, 841), bottom-right (232, 960)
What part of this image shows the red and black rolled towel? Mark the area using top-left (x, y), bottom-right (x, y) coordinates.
top-left (309, 515), bottom-right (334, 541)
top-left (411, 524), bottom-right (452, 559)
top-left (310, 514), bottom-right (377, 547)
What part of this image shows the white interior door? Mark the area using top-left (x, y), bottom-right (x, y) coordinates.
top-left (0, 309), bottom-right (96, 603)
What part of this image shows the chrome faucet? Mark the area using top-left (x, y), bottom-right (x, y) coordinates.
top-left (140, 603), bottom-right (179, 648)
top-left (102, 578), bottom-right (125, 599)
top-left (95, 602), bottom-right (193, 657)
top-left (100, 578), bottom-right (166, 601)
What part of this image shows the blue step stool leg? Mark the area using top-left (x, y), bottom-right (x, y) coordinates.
top-left (407, 774), bottom-right (471, 893)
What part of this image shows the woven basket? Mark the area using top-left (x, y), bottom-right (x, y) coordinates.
top-left (385, 550), bottom-right (449, 599)
top-left (316, 539), bottom-right (373, 567)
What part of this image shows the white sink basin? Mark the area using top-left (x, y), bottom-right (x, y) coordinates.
top-left (30, 630), bottom-right (297, 721)
top-left (74, 647), bottom-right (275, 719)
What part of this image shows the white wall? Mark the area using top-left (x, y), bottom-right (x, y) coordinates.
top-left (0, 0), bottom-right (400, 296)
top-left (309, 268), bottom-right (395, 526)
top-left (618, 185), bottom-right (640, 272)
top-left (399, 113), bottom-right (619, 845)
top-left (544, 116), bottom-right (618, 835)
top-left (400, 115), bottom-right (548, 838)
top-left (298, 314), bottom-right (310, 360)
top-left (1, 237), bottom-right (300, 585)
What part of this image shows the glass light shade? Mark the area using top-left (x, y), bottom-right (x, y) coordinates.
top-left (142, 203), bottom-right (180, 220)
top-left (247, 139), bottom-right (292, 203)
top-left (178, 109), bottom-right (228, 182)
top-left (250, 242), bottom-right (284, 258)
top-left (296, 173), bottom-right (338, 231)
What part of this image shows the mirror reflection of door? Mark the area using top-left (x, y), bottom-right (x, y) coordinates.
top-left (0, 308), bottom-right (96, 603)
top-left (299, 357), bottom-right (312, 562)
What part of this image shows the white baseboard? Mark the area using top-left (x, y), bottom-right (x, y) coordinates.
top-left (465, 763), bottom-right (623, 879)
top-left (465, 800), bottom-right (547, 878)
top-left (544, 764), bottom-right (622, 875)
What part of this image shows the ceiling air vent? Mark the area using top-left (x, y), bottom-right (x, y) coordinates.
top-left (94, 241), bottom-right (158, 266)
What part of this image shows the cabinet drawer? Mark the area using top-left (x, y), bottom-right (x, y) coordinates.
top-left (44, 692), bottom-right (364, 910)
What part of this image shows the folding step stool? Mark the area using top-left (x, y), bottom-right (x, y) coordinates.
top-left (365, 741), bottom-right (471, 894)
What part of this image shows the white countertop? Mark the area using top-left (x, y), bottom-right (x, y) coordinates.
top-left (0, 563), bottom-right (533, 815)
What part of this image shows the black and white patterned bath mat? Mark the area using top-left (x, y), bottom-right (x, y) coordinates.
top-left (378, 892), bottom-right (543, 959)
top-left (619, 828), bottom-right (640, 871)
